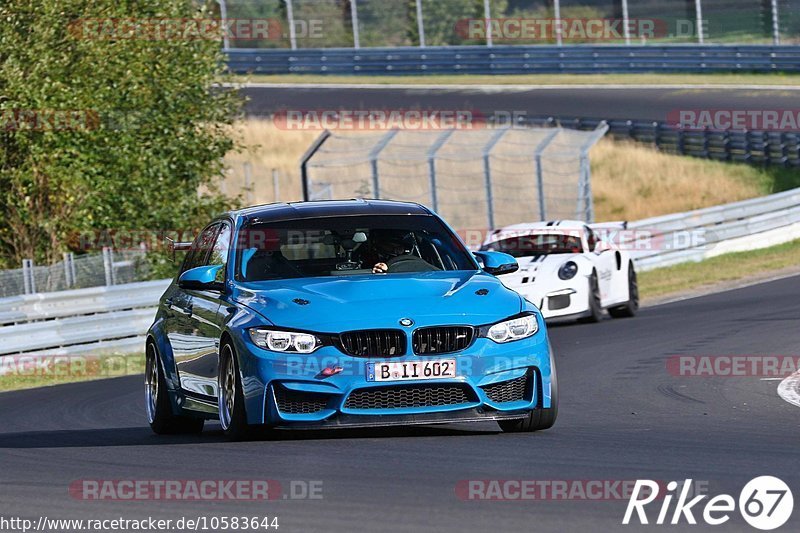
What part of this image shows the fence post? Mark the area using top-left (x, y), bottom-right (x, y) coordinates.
top-left (63, 252), bottom-right (74, 288)
top-left (483, 0), bottom-right (492, 47)
top-left (350, 0), bottom-right (360, 49)
top-left (22, 259), bottom-right (36, 295)
top-left (695, 0), bottom-right (705, 44)
top-left (284, 0), bottom-right (297, 50)
top-left (770, 0), bottom-right (780, 45)
top-left (368, 130), bottom-right (399, 199)
top-left (621, 0), bottom-right (631, 45)
top-left (553, 0), bottom-right (563, 46)
top-left (102, 247), bottom-right (115, 286)
top-left (482, 129), bottom-right (509, 230)
top-left (243, 162), bottom-right (253, 205)
top-left (415, 0), bottom-right (426, 47)
top-left (427, 130), bottom-right (455, 212)
top-left (533, 129), bottom-right (560, 221)
top-left (272, 168), bottom-right (281, 202)
top-left (216, 0), bottom-right (230, 50)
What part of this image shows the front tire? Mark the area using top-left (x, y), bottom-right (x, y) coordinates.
top-left (499, 366), bottom-right (558, 433)
top-left (579, 271), bottom-right (603, 323)
top-left (218, 343), bottom-right (253, 441)
top-left (145, 342), bottom-right (204, 435)
top-left (609, 262), bottom-right (639, 318)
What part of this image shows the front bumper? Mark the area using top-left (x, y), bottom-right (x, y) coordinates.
top-left (507, 276), bottom-right (592, 320)
top-left (233, 326), bottom-right (554, 428)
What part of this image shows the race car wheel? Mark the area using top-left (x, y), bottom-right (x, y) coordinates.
top-left (609, 262), bottom-right (639, 318)
top-left (579, 271), bottom-right (603, 323)
top-left (218, 342), bottom-right (257, 441)
top-left (499, 366), bottom-right (558, 433)
top-left (145, 342), bottom-right (204, 435)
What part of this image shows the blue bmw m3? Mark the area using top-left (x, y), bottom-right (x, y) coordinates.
top-left (146, 199), bottom-right (557, 439)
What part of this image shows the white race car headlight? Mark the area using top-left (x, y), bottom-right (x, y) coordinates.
top-left (558, 261), bottom-right (578, 280)
top-left (249, 328), bottom-right (322, 354)
top-left (482, 314), bottom-right (539, 343)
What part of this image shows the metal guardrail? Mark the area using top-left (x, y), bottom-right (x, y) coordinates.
top-left (0, 279), bottom-right (170, 356)
top-left (521, 116), bottom-right (800, 168)
top-left (226, 45), bottom-right (800, 75)
top-left (628, 188), bottom-right (800, 271)
top-left (1, 187), bottom-right (799, 355)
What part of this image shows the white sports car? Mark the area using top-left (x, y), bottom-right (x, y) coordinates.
top-left (479, 220), bottom-right (639, 322)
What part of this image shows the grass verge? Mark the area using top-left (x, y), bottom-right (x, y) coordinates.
top-left (234, 73), bottom-right (800, 87)
top-left (0, 353), bottom-right (144, 393)
top-left (639, 239), bottom-right (800, 300)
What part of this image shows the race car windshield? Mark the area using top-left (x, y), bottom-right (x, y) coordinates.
top-left (482, 233), bottom-right (584, 257)
top-left (235, 214), bottom-right (477, 282)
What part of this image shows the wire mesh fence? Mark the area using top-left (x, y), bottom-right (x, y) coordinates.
top-left (219, 0), bottom-right (794, 49)
top-left (0, 250), bottom-right (151, 299)
top-left (302, 124), bottom-right (608, 231)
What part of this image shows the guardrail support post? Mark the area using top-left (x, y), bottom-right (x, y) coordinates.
top-left (415, 0), bottom-right (426, 47)
top-left (22, 259), bottom-right (36, 295)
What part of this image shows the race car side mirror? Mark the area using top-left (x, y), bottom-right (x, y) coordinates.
top-left (473, 251), bottom-right (519, 276)
top-left (178, 264), bottom-right (226, 292)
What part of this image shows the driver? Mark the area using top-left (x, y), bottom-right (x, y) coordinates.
top-left (369, 230), bottom-right (437, 274)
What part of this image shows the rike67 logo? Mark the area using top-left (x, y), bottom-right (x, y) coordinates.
top-left (623, 477), bottom-right (793, 530)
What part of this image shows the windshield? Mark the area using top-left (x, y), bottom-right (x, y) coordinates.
top-left (481, 232), bottom-right (584, 257)
top-left (235, 214), bottom-right (477, 282)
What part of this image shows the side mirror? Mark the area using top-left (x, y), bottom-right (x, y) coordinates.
top-left (178, 265), bottom-right (225, 292)
top-left (473, 251), bottom-right (519, 276)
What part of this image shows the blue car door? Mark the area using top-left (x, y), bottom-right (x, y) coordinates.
top-left (177, 222), bottom-right (231, 400)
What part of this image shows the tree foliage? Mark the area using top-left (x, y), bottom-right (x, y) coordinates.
top-left (0, 0), bottom-right (241, 268)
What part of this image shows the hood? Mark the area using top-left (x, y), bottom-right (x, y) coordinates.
top-left (503, 253), bottom-right (580, 286)
top-left (233, 270), bottom-right (522, 332)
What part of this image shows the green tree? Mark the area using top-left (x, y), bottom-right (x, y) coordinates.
top-left (0, 0), bottom-right (241, 268)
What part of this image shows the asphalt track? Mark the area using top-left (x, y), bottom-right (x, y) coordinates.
top-left (241, 85), bottom-right (800, 123)
top-left (2, 275), bottom-right (799, 532)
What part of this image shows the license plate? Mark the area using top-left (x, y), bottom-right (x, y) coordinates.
top-left (366, 359), bottom-right (457, 382)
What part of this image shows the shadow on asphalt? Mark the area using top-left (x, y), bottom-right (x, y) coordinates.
top-left (0, 423), bottom-right (500, 449)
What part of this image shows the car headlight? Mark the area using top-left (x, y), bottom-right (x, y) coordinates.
top-left (558, 261), bottom-right (578, 280)
top-left (249, 328), bottom-right (322, 354)
top-left (481, 314), bottom-right (538, 343)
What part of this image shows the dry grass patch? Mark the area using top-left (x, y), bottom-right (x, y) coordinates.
top-left (590, 138), bottom-right (770, 221)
